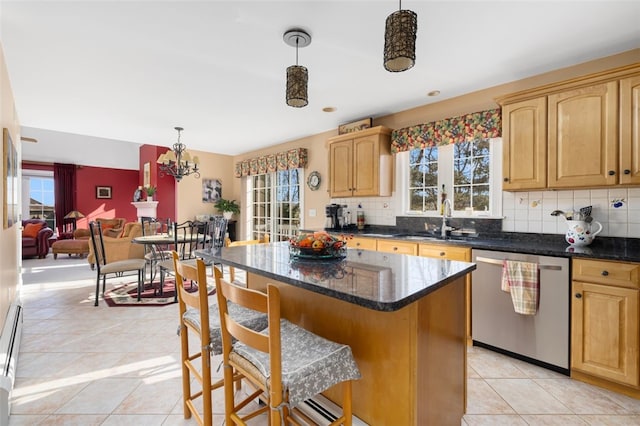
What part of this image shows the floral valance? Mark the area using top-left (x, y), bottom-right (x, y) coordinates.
top-left (234, 148), bottom-right (308, 177)
top-left (390, 108), bottom-right (501, 154)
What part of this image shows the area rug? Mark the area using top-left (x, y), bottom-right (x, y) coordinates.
top-left (103, 279), bottom-right (215, 307)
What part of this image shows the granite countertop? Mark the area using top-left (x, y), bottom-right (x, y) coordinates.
top-left (322, 228), bottom-right (640, 263)
top-left (195, 242), bottom-right (475, 312)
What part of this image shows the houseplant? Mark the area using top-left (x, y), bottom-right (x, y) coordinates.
top-left (214, 198), bottom-right (240, 219)
top-left (145, 185), bottom-right (157, 201)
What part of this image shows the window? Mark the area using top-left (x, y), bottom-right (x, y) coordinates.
top-left (401, 138), bottom-right (501, 216)
top-left (27, 174), bottom-right (56, 229)
top-left (247, 169), bottom-right (302, 241)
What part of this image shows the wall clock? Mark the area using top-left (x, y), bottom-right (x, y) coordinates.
top-left (307, 171), bottom-right (321, 191)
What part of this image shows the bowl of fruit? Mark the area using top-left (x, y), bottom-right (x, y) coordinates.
top-left (289, 231), bottom-right (348, 260)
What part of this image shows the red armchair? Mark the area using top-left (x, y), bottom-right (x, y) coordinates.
top-left (22, 219), bottom-right (54, 259)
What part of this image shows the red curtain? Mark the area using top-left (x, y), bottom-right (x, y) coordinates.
top-left (53, 163), bottom-right (76, 235)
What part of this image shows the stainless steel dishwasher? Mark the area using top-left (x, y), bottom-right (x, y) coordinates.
top-left (471, 249), bottom-right (570, 374)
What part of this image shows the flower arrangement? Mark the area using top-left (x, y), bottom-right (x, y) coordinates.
top-left (289, 231), bottom-right (350, 259)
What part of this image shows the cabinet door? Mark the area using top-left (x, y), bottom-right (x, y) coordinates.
top-left (352, 135), bottom-right (380, 196)
top-left (329, 139), bottom-right (353, 197)
top-left (502, 97), bottom-right (547, 190)
top-left (572, 281), bottom-right (639, 386)
top-left (548, 81), bottom-right (619, 188)
top-left (376, 240), bottom-right (417, 256)
top-left (620, 74), bottom-right (640, 185)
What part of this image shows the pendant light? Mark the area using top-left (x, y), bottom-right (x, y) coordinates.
top-left (284, 29), bottom-right (311, 108)
top-left (384, 0), bottom-right (418, 72)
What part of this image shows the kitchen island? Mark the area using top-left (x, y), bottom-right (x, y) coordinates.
top-left (196, 242), bottom-right (476, 425)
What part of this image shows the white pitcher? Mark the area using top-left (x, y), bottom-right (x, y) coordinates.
top-left (565, 220), bottom-right (603, 246)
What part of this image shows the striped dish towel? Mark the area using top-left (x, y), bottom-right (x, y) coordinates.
top-left (501, 260), bottom-right (540, 315)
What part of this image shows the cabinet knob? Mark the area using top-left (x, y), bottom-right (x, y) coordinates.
top-left (608, 170), bottom-right (615, 176)
top-left (575, 293), bottom-right (582, 299)
top-left (356, 242), bottom-right (361, 247)
top-left (624, 169), bottom-right (631, 175)
top-left (440, 252), bottom-right (446, 256)
top-left (393, 247), bottom-right (398, 251)
top-left (503, 177), bottom-right (509, 182)
top-left (601, 270), bottom-right (609, 276)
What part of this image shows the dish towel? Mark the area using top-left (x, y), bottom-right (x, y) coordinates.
top-left (501, 260), bottom-right (540, 315)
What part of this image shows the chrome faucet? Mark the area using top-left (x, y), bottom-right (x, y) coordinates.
top-left (441, 198), bottom-right (452, 238)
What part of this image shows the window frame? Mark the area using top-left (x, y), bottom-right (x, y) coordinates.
top-left (395, 137), bottom-right (502, 218)
top-left (245, 168), bottom-right (304, 241)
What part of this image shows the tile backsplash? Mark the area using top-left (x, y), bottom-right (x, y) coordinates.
top-left (502, 188), bottom-right (640, 238)
top-left (332, 187), bottom-right (640, 239)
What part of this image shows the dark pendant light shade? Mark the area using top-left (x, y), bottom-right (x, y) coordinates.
top-left (286, 65), bottom-right (309, 108)
top-left (384, 7), bottom-right (417, 72)
top-left (284, 29), bottom-right (311, 108)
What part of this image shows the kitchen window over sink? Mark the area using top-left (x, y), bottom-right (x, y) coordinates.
top-left (399, 138), bottom-right (502, 217)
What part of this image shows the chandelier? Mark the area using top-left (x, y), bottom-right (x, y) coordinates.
top-left (156, 127), bottom-right (200, 182)
top-left (383, 0), bottom-right (418, 72)
top-left (284, 29), bottom-right (311, 108)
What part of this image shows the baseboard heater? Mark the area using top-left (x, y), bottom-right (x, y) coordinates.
top-left (294, 394), bottom-right (368, 426)
top-left (0, 300), bottom-right (23, 426)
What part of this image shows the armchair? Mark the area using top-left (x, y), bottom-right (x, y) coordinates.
top-left (22, 219), bottom-right (54, 259)
top-left (87, 222), bottom-right (144, 269)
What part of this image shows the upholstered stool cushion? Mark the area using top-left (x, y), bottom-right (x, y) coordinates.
top-left (52, 239), bottom-right (90, 259)
top-left (231, 318), bottom-right (361, 407)
top-left (183, 301), bottom-right (268, 355)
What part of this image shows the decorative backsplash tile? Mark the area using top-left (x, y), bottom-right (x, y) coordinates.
top-left (502, 188), bottom-right (640, 238)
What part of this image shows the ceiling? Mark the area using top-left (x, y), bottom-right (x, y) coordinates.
top-left (2, 1), bottom-right (639, 157)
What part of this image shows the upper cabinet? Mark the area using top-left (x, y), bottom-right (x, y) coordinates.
top-left (497, 64), bottom-right (640, 191)
top-left (328, 126), bottom-right (392, 197)
top-left (620, 75), bottom-right (640, 185)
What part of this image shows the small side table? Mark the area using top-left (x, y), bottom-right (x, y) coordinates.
top-left (48, 235), bottom-right (58, 249)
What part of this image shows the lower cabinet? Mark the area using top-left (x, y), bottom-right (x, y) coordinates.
top-left (376, 239), bottom-right (418, 256)
top-left (346, 237), bottom-right (377, 251)
top-left (571, 258), bottom-right (640, 391)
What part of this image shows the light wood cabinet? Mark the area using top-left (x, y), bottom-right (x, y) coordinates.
top-left (328, 126), bottom-right (392, 197)
top-left (502, 97), bottom-right (547, 190)
top-left (572, 258), bottom-right (640, 390)
top-left (497, 64), bottom-right (640, 191)
top-left (346, 237), bottom-right (377, 251)
top-left (620, 74), bottom-right (640, 185)
top-left (376, 239), bottom-right (417, 256)
top-left (548, 81), bottom-right (619, 188)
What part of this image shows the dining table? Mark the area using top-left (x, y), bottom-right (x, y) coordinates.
top-left (195, 241), bottom-right (476, 425)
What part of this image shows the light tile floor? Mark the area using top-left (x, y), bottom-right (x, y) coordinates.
top-left (11, 256), bottom-right (640, 425)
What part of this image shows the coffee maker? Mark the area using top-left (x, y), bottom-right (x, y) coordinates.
top-left (325, 204), bottom-right (344, 230)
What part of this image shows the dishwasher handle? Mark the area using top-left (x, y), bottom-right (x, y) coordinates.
top-left (475, 256), bottom-right (563, 271)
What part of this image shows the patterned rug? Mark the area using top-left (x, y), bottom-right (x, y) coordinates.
top-left (103, 279), bottom-right (215, 307)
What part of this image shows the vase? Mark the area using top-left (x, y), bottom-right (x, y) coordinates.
top-left (147, 196), bottom-right (153, 202)
top-left (565, 220), bottom-right (602, 246)
top-left (223, 211), bottom-right (233, 220)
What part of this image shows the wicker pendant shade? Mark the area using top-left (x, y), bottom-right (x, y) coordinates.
top-left (286, 65), bottom-right (308, 108)
top-left (384, 4), bottom-right (417, 72)
top-left (284, 29), bottom-right (311, 108)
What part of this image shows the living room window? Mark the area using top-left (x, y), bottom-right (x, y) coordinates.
top-left (23, 171), bottom-right (56, 230)
top-left (246, 169), bottom-right (302, 241)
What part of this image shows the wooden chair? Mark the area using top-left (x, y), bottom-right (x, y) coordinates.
top-left (225, 234), bottom-right (269, 285)
top-left (172, 253), bottom-right (268, 426)
top-left (88, 221), bottom-right (146, 306)
top-left (215, 277), bottom-right (361, 425)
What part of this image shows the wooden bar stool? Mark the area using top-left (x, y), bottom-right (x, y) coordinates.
top-left (172, 253), bottom-right (268, 426)
top-left (215, 276), bottom-right (361, 425)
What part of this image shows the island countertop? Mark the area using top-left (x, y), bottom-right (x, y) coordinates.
top-left (195, 241), bottom-right (476, 312)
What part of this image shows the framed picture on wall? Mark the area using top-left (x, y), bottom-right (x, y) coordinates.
top-left (96, 186), bottom-right (112, 199)
top-left (143, 162), bottom-right (150, 187)
top-left (202, 178), bottom-right (222, 203)
top-left (3, 128), bottom-right (17, 229)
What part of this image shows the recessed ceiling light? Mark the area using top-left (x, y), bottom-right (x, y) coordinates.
top-left (322, 107), bottom-right (337, 112)
top-left (427, 90), bottom-right (441, 97)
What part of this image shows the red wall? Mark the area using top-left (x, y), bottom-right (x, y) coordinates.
top-left (140, 144), bottom-right (176, 221)
top-left (75, 165), bottom-right (139, 228)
